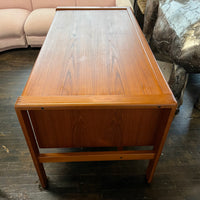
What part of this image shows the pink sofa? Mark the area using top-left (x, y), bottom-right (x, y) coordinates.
top-left (0, 0), bottom-right (132, 52)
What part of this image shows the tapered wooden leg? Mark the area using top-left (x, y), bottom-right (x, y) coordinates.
top-left (146, 156), bottom-right (160, 183)
top-left (15, 109), bottom-right (48, 188)
top-left (146, 107), bottom-right (177, 183)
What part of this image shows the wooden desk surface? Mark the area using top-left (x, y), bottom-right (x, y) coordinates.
top-left (17, 7), bottom-right (176, 109)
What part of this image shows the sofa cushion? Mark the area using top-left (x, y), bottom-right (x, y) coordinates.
top-left (116, 0), bottom-right (133, 8)
top-left (0, 37), bottom-right (28, 52)
top-left (0, 0), bottom-right (32, 10)
top-left (31, 0), bottom-right (76, 9)
top-left (76, 0), bottom-right (116, 6)
top-left (0, 9), bottom-right (30, 38)
top-left (24, 8), bottom-right (55, 37)
top-left (24, 8), bottom-right (56, 46)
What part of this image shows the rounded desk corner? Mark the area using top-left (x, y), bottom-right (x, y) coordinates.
top-left (15, 96), bottom-right (22, 110)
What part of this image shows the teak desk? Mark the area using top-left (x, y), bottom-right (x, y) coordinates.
top-left (15, 7), bottom-right (177, 188)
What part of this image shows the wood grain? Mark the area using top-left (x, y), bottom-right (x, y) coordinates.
top-left (21, 7), bottom-right (176, 106)
top-left (28, 108), bottom-right (169, 148)
top-left (15, 95), bottom-right (176, 110)
top-left (38, 150), bottom-right (155, 163)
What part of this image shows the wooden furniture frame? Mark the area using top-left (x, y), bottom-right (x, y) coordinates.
top-left (15, 7), bottom-right (177, 188)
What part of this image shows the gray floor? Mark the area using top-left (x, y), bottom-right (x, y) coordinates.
top-left (0, 49), bottom-right (200, 200)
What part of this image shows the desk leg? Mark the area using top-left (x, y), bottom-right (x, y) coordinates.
top-left (146, 155), bottom-right (160, 183)
top-left (16, 110), bottom-right (48, 188)
top-left (146, 107), bottom-right (176, 183)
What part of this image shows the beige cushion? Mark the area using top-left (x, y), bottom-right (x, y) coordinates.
top-left (31, 0), bottom-right (116, 9)
top-left (76, 0), bottom-right (116, 6)
top-left (0, 9), bottom-right (30, 39)
top-left (31, 0), bottom-right (76, 9)
top-left (24, 8), bottom-right (55, 37)
top-left (116, 0), bottom-right (133, 8)
top-left (0, 37), bottom-right (28, 52)
top-left (24, 8), bottom-right (56, 46)
top-left (0, 0), bottom-right (32, 10)
top-left (25, 36), bottom-right (46, 47)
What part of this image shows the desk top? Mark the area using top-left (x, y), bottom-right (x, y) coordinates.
top-left (16, 7), bottom-right (176, 109)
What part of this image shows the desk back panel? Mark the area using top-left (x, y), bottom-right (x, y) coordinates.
top-left (29, 108), bottom-right (170, 148)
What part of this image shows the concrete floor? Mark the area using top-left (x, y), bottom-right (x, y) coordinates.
top-left (0, 48), bottom-right (200, 200)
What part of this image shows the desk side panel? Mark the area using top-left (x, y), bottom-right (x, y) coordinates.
top-left (28, 108), bottom-right (171, 148)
